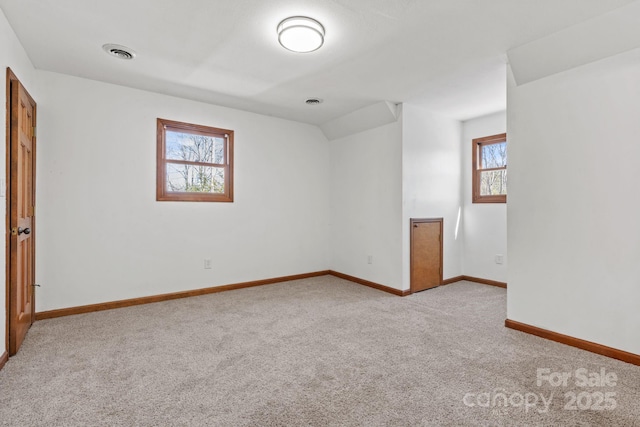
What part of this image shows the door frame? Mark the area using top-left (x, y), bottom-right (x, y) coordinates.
top-left (410, 217), bottom-right (443, 293)
top-left (5, 67), bottom-right (37, 355)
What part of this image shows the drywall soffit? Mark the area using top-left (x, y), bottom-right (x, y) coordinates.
top-left (507, 1), bottom-right (640, 86)
top-left (320, 101), bottom-right (399, 141)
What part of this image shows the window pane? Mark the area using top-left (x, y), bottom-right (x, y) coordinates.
top-left (166, 163), bottom-right (225, 193)
top-left (481, 142), bottom-right (507, 169)
top-left (166, 130), bottom-right (225, 164)
top-left (480, 169), bottom-right (507, 196)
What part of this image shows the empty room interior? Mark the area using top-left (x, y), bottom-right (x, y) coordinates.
top-left (1, 1), bottom-right (640, 425)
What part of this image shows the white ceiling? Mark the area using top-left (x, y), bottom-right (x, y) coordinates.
top-left (0, 0), bottom-right (634, 125)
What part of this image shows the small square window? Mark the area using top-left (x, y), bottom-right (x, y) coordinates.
top-left (157, 118), bottom-right (234, 202)
top-left (472, 133), bottom-right (507, 203)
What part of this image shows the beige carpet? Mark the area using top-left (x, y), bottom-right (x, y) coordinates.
top-left (1, 276), bottom-right (639, 426)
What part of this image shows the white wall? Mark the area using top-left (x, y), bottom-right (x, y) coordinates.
top-left (462, 111), bottom-right (507, 282)
top-left (507, 50), bottom-right (640, 355)
top-left (329, 117), bottom-right (403, 289)
top-left (35, 71), bottom-right (331, 311)
top-left (402, 104), bottom-right (463, 289)
top-left (0, 10), bottom-right (39, 356)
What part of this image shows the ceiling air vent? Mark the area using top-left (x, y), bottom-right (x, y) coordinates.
top-left (305, 98), bottom-right (323, 105)
top-left (102, 44), bottom-right (137, 60)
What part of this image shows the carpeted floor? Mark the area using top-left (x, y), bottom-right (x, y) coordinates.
top-left (1, 276), bottom-right (639, 426)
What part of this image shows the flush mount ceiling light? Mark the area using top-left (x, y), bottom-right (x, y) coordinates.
top-left (102, 43), bottom-right (137, 60)
top-left (277, 16), bottom-right (325, 53)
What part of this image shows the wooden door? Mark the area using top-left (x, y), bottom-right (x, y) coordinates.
top-left (7, 69), bottom-right (37, 356)
top-left (410, 218), bottom-right (443, 293)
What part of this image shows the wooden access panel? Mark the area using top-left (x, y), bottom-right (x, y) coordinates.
top-left (410, 218), bottom-right (443, 293)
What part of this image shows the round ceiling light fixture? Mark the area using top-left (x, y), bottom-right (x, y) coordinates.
top-left (102, 43), bottom-right (137, 60)
top-left (277, 16), bottom-right (325, 53)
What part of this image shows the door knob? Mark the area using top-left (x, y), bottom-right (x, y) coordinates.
top-left (18, 227), bottom-right (30, 235)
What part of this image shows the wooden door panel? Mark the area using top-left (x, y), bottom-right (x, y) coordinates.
top-left (17, 234), bottom-right (33, 316)
top-left (410, 219), bottom-right (443, 293)
top-left (8, 71), bottom-right (36, 356)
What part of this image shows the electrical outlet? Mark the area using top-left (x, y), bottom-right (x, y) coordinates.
top-left (204, 259), bottom-right (212, 269)
top-left (367, 255), bottom-right (373, 265)
top-left (495, 254), bottom-right (504, 265)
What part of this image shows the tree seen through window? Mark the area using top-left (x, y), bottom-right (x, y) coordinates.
top-left (157, 119), bottom-right (234, 202)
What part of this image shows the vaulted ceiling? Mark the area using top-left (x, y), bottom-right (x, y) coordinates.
top-left (0, 0), bottom-right (634, 124)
